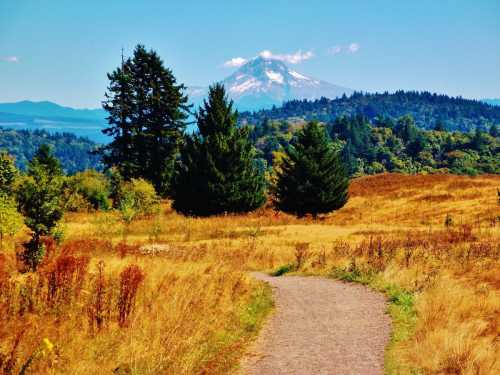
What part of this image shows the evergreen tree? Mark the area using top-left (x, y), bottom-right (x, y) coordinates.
top-left (274, 121), bottom-right (349, 218)
top-left (0, 151), bottom-right (18, 195)
top-left (489, 124), bottom-right (498, 138)
top-left (341, 139), bottom-right (359, 176)
top-left (29, 144), bottom-right (63, 176)
top-left (394, 115), bottom-right (418, 143)
top-left (471, 127), bottom-right (486, 151)
top-left (101, 45), bottom-right (191, 195)
top-left (172, 83), bottom-right (266, 216)
top-left (17, 145), bottom-right (64, 270)
top-left (434, 120), bottom-right (446, 131)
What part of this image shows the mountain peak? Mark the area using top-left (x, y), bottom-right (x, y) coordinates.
top-left (188, 59), bottom-right (353, 111)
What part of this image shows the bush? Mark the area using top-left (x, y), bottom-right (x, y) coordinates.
top-left (271, 264), bottom-right (294, 276)
top-left (118, 179), bottom-right (159, 218)
top-left (117, 264), bottom-right (145, 327)
top-left (64, 170), bottom-right (111, 211)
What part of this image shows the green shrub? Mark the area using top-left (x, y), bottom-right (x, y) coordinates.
top-left (118, 178), bottom-right (159, 218)
top-left (64, 170), bottom-right (111, 211)
top-left (271, 263), bottom-right (294, 276)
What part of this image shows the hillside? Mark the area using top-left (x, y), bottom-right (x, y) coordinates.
top-left (0, 127), bottom-right (102, 173)
top-left (240, 91), bottom-right (500, 132)
top-left (483, 98), bottom-right (500, 106)
top-left (250, 115), bottom-right (499, 176)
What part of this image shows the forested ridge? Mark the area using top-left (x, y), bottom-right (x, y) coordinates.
top-left (251, 115), bottom-right (499, 176)
top-left (0, 127), bottom-right (101, 173)
top-left (240, 91), bottom-right (500, 132)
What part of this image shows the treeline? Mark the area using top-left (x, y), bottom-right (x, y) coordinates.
top-left (251, 115), bottom-right (499, 176)
top-left (98, 44), bottom-right (347, 217)
top-left (0, 128), bottom-right (101, 173)
top-left (1, 45), bottom-right (348, 272)
top-left (240, 91), bottom-right (500, 132)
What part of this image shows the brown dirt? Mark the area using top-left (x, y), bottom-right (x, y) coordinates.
top-left (240, 273), bottom-right (391, 375)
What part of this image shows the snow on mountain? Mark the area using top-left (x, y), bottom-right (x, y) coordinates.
top-left (188, 56), bottom-right (353, 111)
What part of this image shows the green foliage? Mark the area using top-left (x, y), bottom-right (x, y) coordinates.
top-left (331, 261), bottom-right (375, 284)
top-left (64, 170), bottom-right (111, 211)
top-left (0, 128), bottom-right (101, 173)
top-left (273, 121), bottom-right (349, 217)
top-left (0, 194), bottom-right (23, 250)
top-left (239, 284), bottom-right (274, 333)
top-left (489, 124), bottom-right (498, 138)
top-left (0, 151), bottom-right (18, 195)
top-left (241, 90), bottom-right (500, 132)
top-left (270, 264), bottom-right (295, 276)
top-left (101, 44), bottom-right (191, 195)
top-left (118, 178), bottom-right (159, 218)
top-left (16, 145), bottom-right (64, 270)
top-left (251, 114), bottom-right (499, 176)
top-left (172, 84), bottom-right (266, 216)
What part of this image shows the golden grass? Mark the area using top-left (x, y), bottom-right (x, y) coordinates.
top-left (1, 173), bottom-right (499, 374)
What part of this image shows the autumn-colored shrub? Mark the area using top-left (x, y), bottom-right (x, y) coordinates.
top-left (117, 264), bottom-right (145, 327)
top-left (60, 238), bottom-right (113, 255)
top-left (87, 261), bottom-right (108, 332)
top-left (294, 242), bottom-right (309, 269)
top-left (0, 332), bottom-right (23, 375)
top-left (115, 242), bottom-right (141, 258)
top-left (43, 254), bottom-right (89, 305)
top-left (0, 254), bottom-right (8, 290)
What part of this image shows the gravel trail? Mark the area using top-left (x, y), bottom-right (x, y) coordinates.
top-left (240, 273), bottom-right (391, 375)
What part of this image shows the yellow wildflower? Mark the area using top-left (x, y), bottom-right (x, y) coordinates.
top-left (42, 338), bottom-right (54, 354)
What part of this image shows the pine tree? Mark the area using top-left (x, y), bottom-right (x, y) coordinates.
top-left (172, 83), bottom-right (266, 216)
top-left (489, 124), bottom-right (498, 138)
top-left (471, 127), bottom-right (486, 151)
top-left (29, 144), bottom-right (63, 176)
top-left (101, 45), bottom-right (191, 195)
top-left (0, 151), bottom-right (18, 195)
top-left (434, 120), bottom-right (446, 132)
top-left (274, 121), bottom-right (349, 218)
top-left (101, 50), bottom-right (137, 178)
top-left (17, 145), bottom-right (64, 270)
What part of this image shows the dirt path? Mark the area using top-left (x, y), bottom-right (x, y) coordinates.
top-left (240, 273), bottom-right (391, 375)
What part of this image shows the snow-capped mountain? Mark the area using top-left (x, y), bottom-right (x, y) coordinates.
top-left (188, 57), bottom-right (353, 111)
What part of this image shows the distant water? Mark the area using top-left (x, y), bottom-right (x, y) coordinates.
top-left (0, 121), bottom-right (110, 144)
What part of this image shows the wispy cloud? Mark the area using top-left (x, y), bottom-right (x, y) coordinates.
top-left (223, 57), bottom-right (248, 67)
top-left (327, 43), bottom-right (361, 56)
top-left (1, 56), bottom-right (19, 63)
top-left (328, 46), bottom-right (342, 55)
top-left (348, 43), bottom-right (360, 53)
top-left (259, 50), bottom-right (314, 64)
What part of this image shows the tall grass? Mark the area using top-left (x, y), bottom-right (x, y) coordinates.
top-left (0, 173), bottom-right (498, 374)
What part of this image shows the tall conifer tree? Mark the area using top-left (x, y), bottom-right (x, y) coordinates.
top-left (274, 121), bottom-right (349, 217)
top-left (17, 145), bottom-right (64, 270)
top-left (102, 45), bottom-right (190, 195)
top-left (172, 84), bottom-right (266, 216)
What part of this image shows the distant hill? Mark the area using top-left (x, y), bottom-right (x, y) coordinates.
top-left (240, 91), bottom-right (500, 132)
top-left (0, 127), bottom-right (102, 174)
top-left (0, 100), bottom-right (106, 120)
top-left (482, 99), bottom-right (500, 106)
top-left (0, 101), bottom-right (108, 143)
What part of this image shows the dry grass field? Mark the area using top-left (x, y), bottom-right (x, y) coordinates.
top-left (1, 173), bottom-right (499, 374)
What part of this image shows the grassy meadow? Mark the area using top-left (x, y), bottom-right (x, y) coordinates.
top-left (1, 173), bottom-right (499, 374)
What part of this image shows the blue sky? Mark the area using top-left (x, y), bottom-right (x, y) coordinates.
top-left (1, 0), bottom-right (499, 108)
